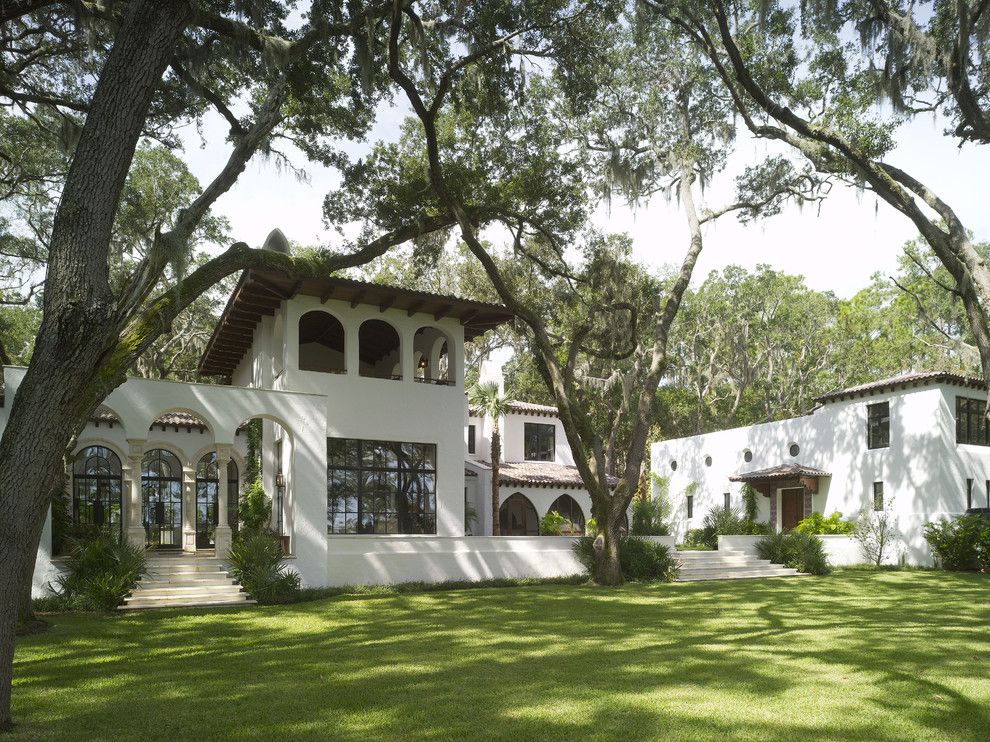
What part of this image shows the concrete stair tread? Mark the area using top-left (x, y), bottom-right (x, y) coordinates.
top-left (119, 597), bottom-right (256, 611)
top-left (672, 548), bottom-right (808, 582)
top-left (677, 572), bottom-right (808, 582)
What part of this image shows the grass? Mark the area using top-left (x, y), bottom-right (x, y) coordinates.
top-left (9, 569), bottom-right (990, 741)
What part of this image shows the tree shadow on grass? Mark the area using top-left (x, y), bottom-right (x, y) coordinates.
top-left (9, 570), bottom-right (990, 741)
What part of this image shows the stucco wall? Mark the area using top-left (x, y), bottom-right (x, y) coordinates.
top-left (652, 384), bottom-right (981, 565)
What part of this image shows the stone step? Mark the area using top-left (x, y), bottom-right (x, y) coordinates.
top-left (139, 574), bottom-right (237, 585)
top-left (132, 584), bottom-right (246, 598)
top-left (678, 565), bottom-right (800, 577)
top-left (145, 565), bottom-right (230, 575)
top-left (674, 550), bottom-right (748, 558)
top-left (675, 556), bottom-right (766, 566)
top-left (119, 596), bottom-right (256, 611)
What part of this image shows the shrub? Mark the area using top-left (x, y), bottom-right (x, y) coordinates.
top-left (585, 517), bottom-right (598, 537)
top-left (227, 530), bottom-right (300, 604)
top-left (755, 531), bottom-right (831, 576)
top-left (634, 475), bottom-right (673, 536)
top-left (976, 525), bottom-right (990, 571)
top-left (795, 511), bottom-right (856, 535)
top-left (923, 515), bottom-right (987, 570)
top-left (239, 478), bottom-right (271, 533)
top-left (855, 499), bottom-right (900, 565)
top-left (53, 529), bottom-right (146, 611)
top-left (681, 528), bottom-right (710, 549)
top-left (695, 507), bottom-right (772, 549)
top-left (571, 536), bottom-right (680, 582)
top-left (539, 510), bottom-right (567, 536)
top-left (741, 484), bottom-right (759, 522)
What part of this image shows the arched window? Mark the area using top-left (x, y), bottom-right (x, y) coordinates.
top-left (548, 494), bottom-right (585, 535)
top-left (413, 327), bottom-right (453, 385)
top-left (299, 311), bottom-right (345, 373)
top-left (72, 446), bottom-right (122, 533)
top-left (142, 449), bottom-right (183, 548)
top-left (499, 493), bottom-right (539, 536)
top-left (359, 319), bottom-right (401, 380)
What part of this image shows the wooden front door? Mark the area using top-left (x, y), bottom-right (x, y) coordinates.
top-left (780, 488), bottom-right (804, 531)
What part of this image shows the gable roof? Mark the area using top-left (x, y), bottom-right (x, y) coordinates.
top-left (814, 371), bottom-right (985, 405)
top-left (198, 269), bottom-right (515, 378)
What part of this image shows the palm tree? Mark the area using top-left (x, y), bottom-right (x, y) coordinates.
top-left (468, 381), bottom-right (510, 535)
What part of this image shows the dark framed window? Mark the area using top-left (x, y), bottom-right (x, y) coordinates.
top-left (327, 438), bottom-right (436, 534)
top-left (966, 478), bottom-right (974, 510)
top-left (867, 402), bottom-right (890, 449)
top-left (72, 446), bottom-right (123, 533)
top-left (956, 397), bottom-right (990, 445)
top-left (142, 449), bottom-right (183, 548)
top-left (524, 422), bottom-right (555, 461)
top-left (195, 454), bottom-right (239, 548)
top-left (468, 425), bottom-right (476, 455)
top-left (687, 494), bottom-right (694, 519)
top-left (872, 481), bottom-right (884, 512)
top-left (724, 492), bottom-right (731, 510)
top-left (789, 443), bottom-right (800, 457)
top-left (548, 494), bottom-right (585, 535)
top-left (986, 480), bottom-right (990, 509)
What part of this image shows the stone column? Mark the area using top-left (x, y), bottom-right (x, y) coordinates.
top-left (125, 440), bottom-right (146, 549)
top-left (214, 445), bottom-right (233, 557)
top-left (182, 465), bottom-right (197, 552)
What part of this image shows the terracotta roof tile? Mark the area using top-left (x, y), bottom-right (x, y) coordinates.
top-left (814, 371), bottom-right (984, 404)
top-left (492, 460), bottom-right (617, 488)
top-left (729, 463), bottom-right (830, 482)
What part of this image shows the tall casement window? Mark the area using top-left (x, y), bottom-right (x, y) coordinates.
top-left (72, 446), bottom-right (123, 533)
top-left (524, 422), bottom-right (555, 461)
top-left (723, 492), bottom-right (731, 510)
top-left (686, 494), bottom-right (694, 519)
top-left (967, 478), bottom-right (974, 510)
top-left (327, 438), bottom-right (437, 534)
top-left (142, 449), bottom-right (183, 548)
top-left (195, 454), bottom-right (239, 548)
top-left (468, 425), bottom-right (476, 455)
top-left (867, 402), bottom-right (890, 449)
top-left (956, 397), bottom-right (990, 445)
top-left (985, 480), bottom-right (990, 509)
top-left (873, 481), bottom-right (884, 511)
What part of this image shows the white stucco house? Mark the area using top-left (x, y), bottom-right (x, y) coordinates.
top-left (6, 231), bottom-right (611, 598)
top-left (651, 371), bottom-right (990, 565)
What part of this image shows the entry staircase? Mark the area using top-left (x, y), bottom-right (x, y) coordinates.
top-left (119, 552), bottom-right (256, 611)
top-left (675, 548), bottom-right (806, 582)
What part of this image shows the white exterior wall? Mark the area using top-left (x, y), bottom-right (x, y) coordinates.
top-left (652, 383), bottom-right (987, 566)
top-left (502, 412), bottom-right (574, 465)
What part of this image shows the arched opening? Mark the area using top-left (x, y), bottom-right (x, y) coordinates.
top-left (500, 492), bottom-right (539, 536)
top-left (71, 446), bottom-right (123, 535)
top-left (413, 326), bottom-right (453, 385)
top-left (359, 319), bottom-right (402, 380)
top-left (298, 310), bottom-right (345, 373)
top-left (195, 453), bottom-right (240, 548)
top-left (142, 449), bottom-right (183, 549)
top-left (548, 494), bottom-right (585, 535)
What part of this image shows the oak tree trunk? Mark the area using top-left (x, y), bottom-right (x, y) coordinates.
top-left (0, 0), bottom-right (192, 730)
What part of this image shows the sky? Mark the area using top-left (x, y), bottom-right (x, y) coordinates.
top-left (177, 101), bottom-right (990, 301)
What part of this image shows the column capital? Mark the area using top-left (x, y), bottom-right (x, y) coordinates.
top-left (126, 439), bottom-right (146, 460)
top-left (215, 443), bottom-right (234, 465)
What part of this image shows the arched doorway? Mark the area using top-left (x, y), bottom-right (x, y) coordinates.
top-left (195, 453), bottom-right (239, 549)
top-left (298, 310), bottom-right (346, 373)
top-left (71, 446), bottom-right (123, 534)
top-left (142, 449), bottom-right (183, 548)
top-left (359, 319), bottom-right (401, 379)
top-left (548, 494), bottom-right (585, 535)
top-left (499, 493), bottom-right (539, 535)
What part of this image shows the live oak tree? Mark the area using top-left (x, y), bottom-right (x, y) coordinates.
top-left (335, 1), bottom-right (820, 584)
top-left (0, 0), bottom-right (521, 729)
top-left (657, 0), bottom-right (990, 397)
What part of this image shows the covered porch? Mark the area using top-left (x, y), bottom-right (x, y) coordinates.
top-left (729, 463), bottom-right (830, 531)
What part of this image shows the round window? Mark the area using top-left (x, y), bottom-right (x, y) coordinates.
top-left (743, 449), bottom-right (753, 463)
top-left (789, 443), bottom-right (800, 457)
top-left (670, 460), bottom-right (677, 471)
top-left (704, 455), bottom-right (712, 467)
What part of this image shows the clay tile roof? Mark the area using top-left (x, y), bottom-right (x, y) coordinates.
top-left (90, 406), bottom-right (210, 430)
top-left (199, 268), bottom-right (515, 378)
top-left (495, 460), bottom-right (617, 488)
top-left (814, 371), bottom-right (985, 405)
top-left (729, 463), bottom-right (830, 482)
top-left (506, 400), bottom-right (559, 417)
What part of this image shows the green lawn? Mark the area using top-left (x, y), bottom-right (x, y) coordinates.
top-left (9, 569), bottom-right (990, 741)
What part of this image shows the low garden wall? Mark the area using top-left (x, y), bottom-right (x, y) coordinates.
top-left (324, 535), bottom-right (677, 587)
top-left (717, 534), bottom-right (866, 566)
